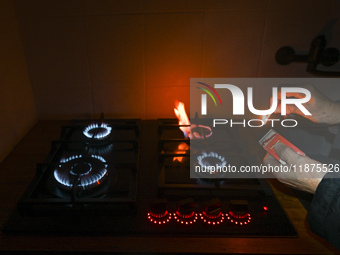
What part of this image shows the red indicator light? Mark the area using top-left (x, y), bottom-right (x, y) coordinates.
top-left (226, 212), bottom-right (251, 225)
top-left (174, 211), bottom-right (198, 225)
top-left (263, 206), bottom-right (268, 211)
top-left (147, 212), bottom-right (172, 225)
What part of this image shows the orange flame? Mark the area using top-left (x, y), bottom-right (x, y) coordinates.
top-left (173, 101), bottom-right (190, 162)
top-left (173, 142), bottom-right (190, 162)
top-left (174, 101), bottom-right (191, 138)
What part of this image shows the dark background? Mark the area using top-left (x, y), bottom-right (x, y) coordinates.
top-left (2, 0), bottom-right (340, 162)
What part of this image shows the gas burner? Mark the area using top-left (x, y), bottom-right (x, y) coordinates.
top-left (197, 152), bottom-right (227, 167)
top-left (191, 124), bottom-right (212, 139)
top-left (83, 123), bottom-right (112, 139)
top-left (194, 152), bottom-right (228, 179)
top-left (54, 154), bottom-right (108, 191)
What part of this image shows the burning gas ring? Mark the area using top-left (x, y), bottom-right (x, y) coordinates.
top-left (194, 152), bottom-right (228, 179)
top-left (197, 152), bottom-right (227, 168)
top-left (54, 154), bottom-right (108, 190)
top-left (191, 124), bottom-right (212, 139)
top-left (83, 123), bottom-right (112, 139)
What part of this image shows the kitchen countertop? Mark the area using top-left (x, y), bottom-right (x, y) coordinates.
top-left (0, 120), bottom-right (339, 254)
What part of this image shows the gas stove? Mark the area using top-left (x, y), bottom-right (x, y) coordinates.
top-left (2, 118), bottom-right (296, 237)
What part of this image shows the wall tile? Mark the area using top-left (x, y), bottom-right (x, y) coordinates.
top-left (0, 18), bottom-right (37, 162)
top-left (0, 94), bottom-right (18, 163)
top-left (0, 0), bottom-right (16, 19)
top-left (202, 0), bottom-right (268, 11)
top-left (330, 0), bottom-right (340, 16)
top-left (146, 86), bottom-right (190, 119)
top-left (145, 13), bottom-right (203, 88)
top-left (83, 0), bottom-right (143, 15)
top-left (0, 155), bottom-right (41, 184)
top-left (1, 20), bottom-right (37, 116)
top-left (259, 6), bottom-right (331, 77)
top-left (36, 86), bottom-right (93, 119)
top-left (92, 85), bottom-right (146, 119)
top-left (14, 0), bottom-right (83, 17)
top-left (144, 0), bottom-right (202, 13)
top-left (18, 16), bottom-right (90, 92)
top-left (9, 0), bottom-right (337, 124)
top-left (201, 11), bottom-right (266, 77)
top-left (9, 85), bottom-right (37, 140)
top-left (85, 15), bottom-right (144, 88)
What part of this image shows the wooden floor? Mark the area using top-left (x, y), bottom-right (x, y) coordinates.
top-left (0, 120), bottom-right (339, 254)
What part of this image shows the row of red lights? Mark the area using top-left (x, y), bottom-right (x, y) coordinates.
top-left (147, 210), bottom-right (251, 226)
top-left (226, 212), bottom-right (251, 225)
top-left (228, 210), bottom-right (248, 219)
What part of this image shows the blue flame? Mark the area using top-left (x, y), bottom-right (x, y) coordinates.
top-left (60, 154), bottom-right (82, 163)
top-left (53, 168), bottom-right (107, 188)
top-left (83, 123), bottom-right (112, 139)
top-left (54, 154), bottom-right (108, 188)
top-left (197, 152), bottom-right (227, 167)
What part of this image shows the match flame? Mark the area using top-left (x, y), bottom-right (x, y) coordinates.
top-left (173, 101), bottom-right (190, 162)
top-left (174, 101), bottom-right (191, 138)
top-left (173, 142), bottom-right (190, 162)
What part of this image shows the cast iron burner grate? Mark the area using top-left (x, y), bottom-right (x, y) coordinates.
top-left (15, 119), bottom-right (140, 216)
top-left (145, 119), bottom-right (297, 236)
top-left (2, 118), bottom-right (297, 237)
top-left (53, 154), bottom-right (108, 191)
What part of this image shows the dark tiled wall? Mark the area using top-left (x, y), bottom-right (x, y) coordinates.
top-left (0, 0), bottom-right (37, 162)
top-left (14, 0), bottom-right (340, 119)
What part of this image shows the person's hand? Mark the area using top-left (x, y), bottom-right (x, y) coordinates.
top-left (274, 85), bottom-right (340, 124)
top-left (263, 143), bottom-right (327, 194)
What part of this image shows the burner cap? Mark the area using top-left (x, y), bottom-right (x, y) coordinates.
top-left (70, 162), bottom-right (92, 176)
top-left (54, 154), bottom-right (108, 191)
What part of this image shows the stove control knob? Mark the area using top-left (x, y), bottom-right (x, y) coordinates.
top-left (200, 198), bottom-right (224, 224)
top-left (227, 200), bottom-right (251, 225)
top-left (148, 200), bottom-right (172, 224)
top-left (175, 198), bottom-right (197, 224)
top-left (203, 198), bottom-right (221, 216)
top-left (149, 200), bottom-right (168, 218)
top-left (177, 198), bottom-right (195, 217)
top-left (230, 200), bottom-right (248, 214)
